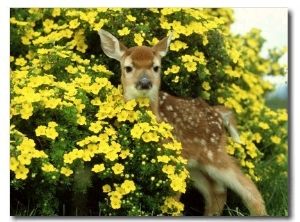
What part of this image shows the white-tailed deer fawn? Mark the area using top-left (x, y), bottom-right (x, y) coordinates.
top-left (98, 29), bottom-right (267, 216)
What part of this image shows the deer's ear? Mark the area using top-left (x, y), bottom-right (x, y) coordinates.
top-left (152, 31), bottom-right (173, 58)
top-left (98, 29), bottom-right (128, 61)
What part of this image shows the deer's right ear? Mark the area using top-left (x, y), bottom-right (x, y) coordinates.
top-left (98, 29), bottom-right (127, 61)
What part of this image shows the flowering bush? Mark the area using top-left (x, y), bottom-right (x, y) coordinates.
top-left (10, 8), bottom-right (288, 216)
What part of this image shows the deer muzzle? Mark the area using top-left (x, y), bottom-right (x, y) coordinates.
top-left (136, 72), bottom-right (152, 90)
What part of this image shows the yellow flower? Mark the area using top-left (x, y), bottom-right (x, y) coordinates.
top-left (161, 196), bottom-right (184, 216)
top-left (20, 103), bottom-right (34, 119)
top-left (142, 132), bottom-right (159, 143)
top-left (217, 97), bottom-right (225, 104)
top-left (77, 115), bottom-right (86, 125)
top-left (110, 197), bottom-right (121, 209)
top-left (278, 111), bottom-right (288, 122)
top-left (32, 150), bottom-right (48, 159)
top-left (69, 19), bottom-right (80, 29)
top-left (91, 163), bottom-right (105, 173)
top-left (276, 153), bottom-right (286, 164)
top-left (74, 99), bottom-right (85, 113)
top-left (157, 155), bottom-right (170, 163)
top-left (134, 33), bottom-right (144, 46)
top-left (102, 184), bottom-right (111, 193)
top-left (43, 19), bottom-right (54, 33)
top-left (10, 157), bottom-right (19, 171)
top-left (28, 76), bottom-right (44, 88)
top-left (45, 127), bottom-right (59, 140)
top-left (76, 41), bottom-right (88, 53)
top-left (118, 27), bottom-right (130, 36)
top-left (131, 125), bottom-right (143, 139)
top-left (170, 175), bottom-right (186, 192)
top-left (170, 40), bottom-right (188, 51)
top-left (42, 163), bottom-right (56, 172)
top-left (184, 61), bottom-right (197, 72)
top-left (17, 154), bottom-right (32, 165)
top-left (149, 8), bottom-right (159, 13)
top-left (226, 144), bottom-right (235, 155)
top-left (147, 37), bottom-right (159, 46)
top-left (21, 37), bottom-right (31, 45)
top-left (14, 164), bottom-right (29, 180)
top-left (82, 149), bottom-right (93, 161)
top-left (194, 51), bottom-right (206, 64)
top-left (63, 153), bottom-right (75, 164)
top-left (161, 8), bottom-right (176, 15)
top-left (202, 81), bottom-right (211, 91)
top-left (126, 15), bottom-right (136, 22)
top-left (139, 122), bottom-right (152, 132)
top-left (164, 65), bottom-right (180, 75)
top-left (105, 151), bottom-right (118, 161)
top-left (112, 163), bottom-right (124, 175)
top-left (121, 180), bottom-right (136, 194)
top-left (245, 142), bottom-right (258, 159)
top-left (60, 167), bottom-right (73, 177)
top-left (224, 98), bottom-right (243, 114)
top-left (89, 121), bottom-right (103, 133)
top-left (162, 164), bottom-right (175, 175)
top-left (17, 138), bottom-right (35, 153)
top-left (44, 98), bottom-right (60, 109)
top-left (124, 99), bottom-right (137, 110)
top-left (202, 35), bottom-right (209, 45)
top-left (117, 110), bottom-right (129, 122)
top-left (35, 125), bottom-right (47, 136)
top-left (258, 122), bottom-right (270, 130)
top-left (48, 121), bottom-right (58, 128)
top-left (270, 135), bottom-right (281, 144)
top-left (98, 141), bottom-right (111, 154)
top-left (65, 65), bottom-right (78, 74)
top-left (119, 149), bottom-right (130, 159)
top-left (15, 58), bottom-right (27, 66)
top-left (163, 141), bottom-right (182, 151)
top-left (52, 8), bottom-right (61, 17)
top-left (229, 48), bottom-right (241, 63)
top-left (37, 48), bottom-right (50, 54)
top-left (137, 98), bottom-right (150, 107)
top-left (111, 189), bottom-right (123, 199)
top-left (253, 133), bottom-right (262, 143)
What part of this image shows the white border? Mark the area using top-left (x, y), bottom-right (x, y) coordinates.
top-left (2, 1), bottom-right (297, 222)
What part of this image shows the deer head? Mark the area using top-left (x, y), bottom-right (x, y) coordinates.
top-left (98, 29), bottom-right (173, 121)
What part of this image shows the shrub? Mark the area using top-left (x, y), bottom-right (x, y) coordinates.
top-left (10, 8), bottom-right (288, 216)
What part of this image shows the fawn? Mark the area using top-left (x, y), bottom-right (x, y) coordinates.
top-left (98, 29), bottom-right (267, 216)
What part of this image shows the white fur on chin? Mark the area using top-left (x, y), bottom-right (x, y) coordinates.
top-left (124, 85), bottom-right (159, 102)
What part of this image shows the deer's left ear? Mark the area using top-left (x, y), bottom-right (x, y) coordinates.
top-left (152, 31), bottom-right (173, 58)
top-left (98, 29), bottom-right (128, 62)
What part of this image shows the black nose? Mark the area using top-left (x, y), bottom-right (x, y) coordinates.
top-left (137, 77), bottom-right (152, 90)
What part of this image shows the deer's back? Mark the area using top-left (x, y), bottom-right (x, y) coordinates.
top-left (158, 91), bottom-right (228, 166)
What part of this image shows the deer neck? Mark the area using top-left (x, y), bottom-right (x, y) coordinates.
top-left (149, 91), bottom-right (163, 123)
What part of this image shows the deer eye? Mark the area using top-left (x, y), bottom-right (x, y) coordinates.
top-left (153, 66), bottom-right (160, 72)
top-left (125, 66), bottom-right (133, 73)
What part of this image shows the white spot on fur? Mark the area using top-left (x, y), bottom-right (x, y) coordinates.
top-left (207, 150), bottom-right (214, 161)
top-left (166, 105), bottom-right (174, 111)
top-left (201, 139), bottom-right (207, 146)
top-left (210, 137), bottom-right (216, 143)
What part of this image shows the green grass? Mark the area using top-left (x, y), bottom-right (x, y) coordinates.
top-left (256, 157), bottom-right (289, 216)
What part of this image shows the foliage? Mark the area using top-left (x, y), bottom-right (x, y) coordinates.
top-left (10, 8), bottom-right (288, 216)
